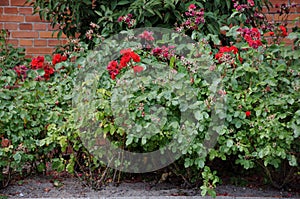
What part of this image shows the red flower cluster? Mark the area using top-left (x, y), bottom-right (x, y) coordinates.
top-left (13, 65), bottom-right (28, 81)
top-left (238, 27), bottom-right (262, 49)
top-left (107, 49), bottom-right (143, 80)
top-left (179, 4), bottom-right (205, 31)
top-left (117, 14), bottom-right (135, 28)
top-left (52, 54), bottom-right (67, 65)
top-left (138, 30), bottom-right (154, 41)
top-left (215, 46), bottom-right (242, 64)
top-left (268, 25), bottom-right (288, 39)
top-left (279, 25), bottom-right (288, 37)
top-left (152, 45), bottom-right (175, 60)
top-left (31, 56), bottom-right (44, 70)
top-left (30, 55), bottom-right (58, 80)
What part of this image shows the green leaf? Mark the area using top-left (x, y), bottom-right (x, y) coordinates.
top-left (226, 139), bottom-right (234, 147)
top-left (13, 153), bottom-right (22, 163)
top-left (194, 110), bottom-right (203, 121)
top-left (126, 135), bottom-right (133, 146)
top-left (117, 0), bottom-right (130, 5)
top-left (36, 69), bottom-right (45, 76)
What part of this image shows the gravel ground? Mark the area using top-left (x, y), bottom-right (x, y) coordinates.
top-left (0, 174), bottom-right (299, 198)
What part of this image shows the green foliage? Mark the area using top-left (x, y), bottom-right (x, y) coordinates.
top-left (0, 30), bottom-right (80, 187)
top-left (26, 0), bottom-right (270, 46)
top-left (0, 30), bottom-right (28, 70)
top-left (1, 1), bottom-right (299, 196)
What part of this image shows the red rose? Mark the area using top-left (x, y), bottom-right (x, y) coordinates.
top-left (188, 4), bottom-right (196, 10)
top-left (130, 52), bottom-right (141, 62)
top-left (120, 54), bottom-right (131, 68)
top-left (279, 25), bottom-right (288, 37)
top-left (245, 111), bottom-right (251, 117)
top-left (107, 60), bottom-right (118, 71)
top-left (61, 55), bottom-right (67, 61)
top-left (31, 56), bottom-right (44, 69)
top-left (120, 48), bottom-right (132, 55)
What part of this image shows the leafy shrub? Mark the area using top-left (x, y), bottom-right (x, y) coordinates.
top-left (1, 1), bottom-right (299, 197)
top-left (0, 30), bottom-right (28, 70)
top-left (27, 0), bottom-right (271, 45)
top-left (0, 30), bottom-right (80, 187)
top-left (58, 25), bottom-right (299, 196)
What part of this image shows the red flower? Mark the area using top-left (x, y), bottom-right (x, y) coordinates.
top-left (110, 69), bottom-right (119, 80)
top-left (107, 49), bottom-right (141, 80)
top-left (269, 31), bottom-right (275, 36)
top-left (120, 54), bottom-right (131, 68)
top-left (239, 28), bottom-right (263, 49)
top-left (52, 54), bottom-right (67, 65)
top-left (130, 52), bottom-right (141, 62)
top-left (245, 111), bottom-right (251, 117)
top-left (52, 54), bottom-right (61, 65)
top-left (107, 60), bottom-right (120, 79)
top-left (188, 4), bottom-right (196, 10)
top-left (43, 65), bottom-right (55, 80)
top-left (279, 25), bottom-right (288, 37)
top-left (219, 46), bottom-right (239, 54)
top-left (133, 65), bottom-right (144, 73)
top-left (215, 46), bottom-right (242, 64)
top-left (31, 56), bottom-right (44, 69)
top-left (107, 60), bottom-right (118, 71)
top-left (248, 39), bottom-right (262, 49)
top-left (61, 55), bottom-right (67, 61)
top-left (120, 48), bottom-right (132, 55)
top-left (119, 49), bottom-right (140, 67)
top-left (138, 30), bottom-right (154, 41)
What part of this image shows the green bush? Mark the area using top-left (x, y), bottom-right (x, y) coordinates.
top-left (69, 25), bottom-right (299, 196)
top-left (27, 0), bottom-right (271, 45)
top-left (0, 30), bottom-right (81, 187)
top-left (1, 1), bottom-right (299, 197)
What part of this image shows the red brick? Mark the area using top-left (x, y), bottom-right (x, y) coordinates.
top-left (11, 31), bottom-right (38, 38)
top-left (297, 5), bottom-right (300, 13)
top-left (48, 39), bottom-right (67, 46)
top-left (262, 6), bottom-right (279, 14)
top-left (25, 55), bottom-right (33, 59)
top-left (274, 13), bottom-right (300, 21)
top-left (0, 0), bottom-right (9, 6)
top-left (11, 0), bottom-right (29, 6)
top-left (34, 40), bottom-right (47, 46)
top-left (25, 15), bottom-right (45, 22)
top-left (4, 8), bottom-right (18, 14)
top-left (265, 14), bottom-right (274, 21)
top-left (269, 0), bottom-right (289, 6)
top-left (4, 23), bottom-right (18, 30)
top-left (39, 31), bottom-right (56, 38)
top-left (20, 23), bottom-right (33, 30)
top-left (0, 7), bottom-right (3, 14)
top-left (20, 39), bottom-right (33, 46)
top-left (7, 39), bottom-right (19, 46)
top-left (26, 47), bottom-right (53, 54)
top-left (19, 7), bottom-right (33, 15)
top-left (0, 15), bottom-right (24, 22)
top-left (48, 39), bottom-right (64, 46)
top-left (33, 23), bottom-right (47, 30)
top-left (0, 23), bottom-right (3, 29)
top-left (40, 31), bottom-right (66, 38)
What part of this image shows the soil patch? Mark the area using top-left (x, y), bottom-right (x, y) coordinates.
top-left (1, 173), bottom-right (299, 198)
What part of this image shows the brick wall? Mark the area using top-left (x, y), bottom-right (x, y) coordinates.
top-left (0, 0), bottom-right (299, 57)
top-left (0, 0), bottom-right (67, 57)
